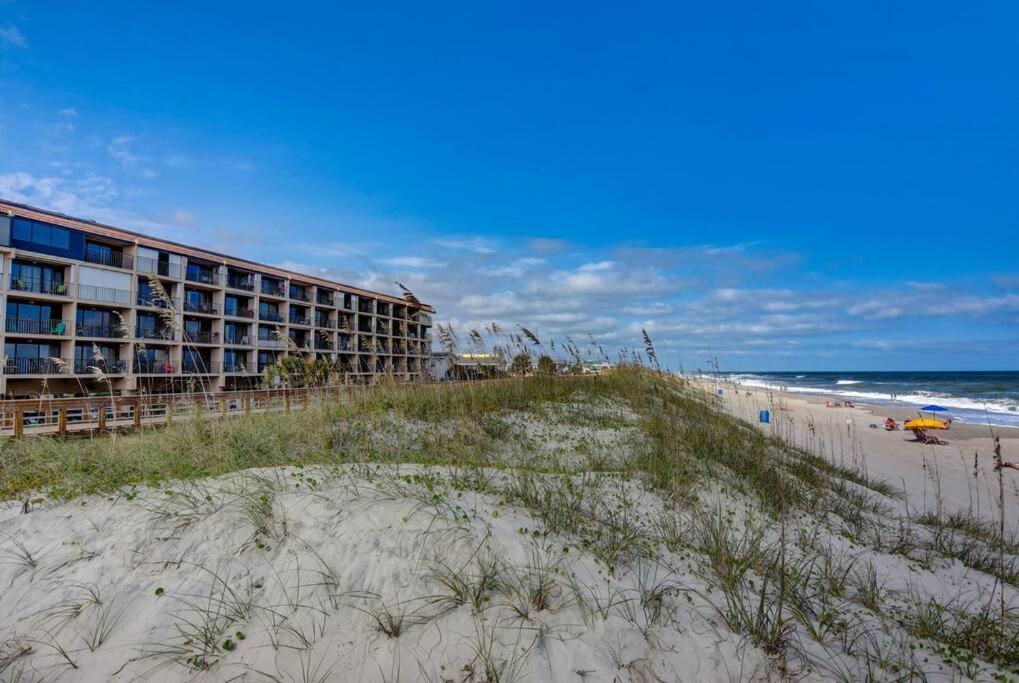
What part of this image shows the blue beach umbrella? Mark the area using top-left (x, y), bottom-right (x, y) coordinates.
top-left (921, 405), bottom-right (949, 413)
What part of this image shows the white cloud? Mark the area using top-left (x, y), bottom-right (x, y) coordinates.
top-left (435, 236), bottom-right (497, 254)
top-left (0, 26), bottom-right (26, 48)
top-left (477, 257), bottom-right (544, 278)
top-left (173, 208), bottom-right (194, 225)
top-left (58, 108), bottom-right (77, 118)
top-left (379, 256), bottom-right (446, 268)
top-left (528, 238), bottom-right (569, 254)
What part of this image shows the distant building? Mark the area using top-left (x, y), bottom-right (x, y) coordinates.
top-left (0, 200), bottom-right (434, 397)
top-left (427, 351), bottom-right (506, 381)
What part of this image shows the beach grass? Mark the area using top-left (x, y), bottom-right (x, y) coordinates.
top-left (1, 367), bottom-right (1017, 679)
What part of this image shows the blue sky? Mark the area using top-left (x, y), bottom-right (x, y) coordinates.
top-left (1, 1), bottom-right (1016, 370)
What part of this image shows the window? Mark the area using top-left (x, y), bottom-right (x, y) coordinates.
top-left (11, 219), bottom-right (71, 250)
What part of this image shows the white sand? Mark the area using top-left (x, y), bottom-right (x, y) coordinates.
top-left (703, 379), bottom-right (1019, 533)
top-left (0, 465), bottom-right (768, 682)
top-left (1, 391), bottom-right (1016, 681)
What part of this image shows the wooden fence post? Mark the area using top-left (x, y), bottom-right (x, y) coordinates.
top-left (284, 391), bottom-right (291, 412)
top-left (98, 409), bottom-right (106, 433)
top-left (244, 395), bottom-right (251, 415)
top-left (167, 399), bottom-right (173, 425)
top-left (58, 407), bottom-right (67, 436)
top-left (133, 400), bottom-right (142, 428)
top-left (14, 408), bottom-right (23, 438)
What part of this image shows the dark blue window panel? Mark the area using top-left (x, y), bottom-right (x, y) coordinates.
top-left (11, 218), bottom-right (85, 259)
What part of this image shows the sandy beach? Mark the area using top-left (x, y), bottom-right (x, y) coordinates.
top-left (700, 377), bottom-right (1019, 533)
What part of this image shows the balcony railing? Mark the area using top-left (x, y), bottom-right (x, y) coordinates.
top-left (257, 338), bottom-right (287, 349)
top-left (223, 361), bottom-right (251, 373)
top-left (134, 360), bottom-right (177, 375)
top-left (289, 315), bottom-right (311, 326)
top-left (73, 359), bottom-right (127, 375)
top-left (75, 323), bottom-right (126, 339)
top-left (185, 269), bottom-right (217, 285)
top-left (9, 276), bottom-right (69, 296)
top-left (6, 318), bottom-right (71, 336)
top-left (84, 246), bottom-right (132, 270)
top-left (77, 284), bottom-right (132, 306)
top-left (224, 333), bottom-right (251, 346)
top-left (259, 311), bottom-right (284, 323)
top-left (136, 256), bottom-right (180, 279)
top-left (289, 289), bottom-right (311, 302)
top-left (316, 294), bottom-right (335, 306)
top-left (225, 274), bottom-right (255, 291)
top-left (183, 300), bottom-right (218, 315)
top-left (184, 330), bottom-right (219, 345)
top-left (135, 326), bottom-right (177, 341)
top-left (182, 359), bottom-right (220, 374)
top-left (315, 317), bottom-right (335, 329)
top-left (260, 282), bottom-right (286, 297)
top-left (337, 338), bottom-right (352, 352)
top-left (137, 295), bottom-right (179, 309)
top-left (314, 340), bottom-right (333, 350)
top-left (358, 302), bottom-right (374, 314)
top-left (4, 357), bottom-right (68, 375)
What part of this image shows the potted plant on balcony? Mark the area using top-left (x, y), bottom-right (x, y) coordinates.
top-left (55, 282), bottom-right (68, 295)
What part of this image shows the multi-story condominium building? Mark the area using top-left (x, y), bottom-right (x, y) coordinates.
top-left (0, 200), bottom-right (433, 398)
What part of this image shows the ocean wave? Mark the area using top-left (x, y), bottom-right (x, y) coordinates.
top-left (836, 379), bottom-right (861, 385)
top-left (718, 376), bottom-right (1019, 416)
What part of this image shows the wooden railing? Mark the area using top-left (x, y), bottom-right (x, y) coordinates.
top-left (0, 386), bottom-right (349, 438)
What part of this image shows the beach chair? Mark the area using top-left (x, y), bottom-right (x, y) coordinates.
top-left (884, 418), bottom-right (899, 431)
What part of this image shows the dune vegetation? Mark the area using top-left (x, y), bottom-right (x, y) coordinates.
top-left (0, 367), bottom-right (1016, 681)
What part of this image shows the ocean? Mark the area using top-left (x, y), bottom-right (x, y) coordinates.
top-left (711, 371), bottom-right (1019, 429)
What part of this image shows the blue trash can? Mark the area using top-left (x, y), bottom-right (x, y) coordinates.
top-left (717, 389), bottom-right (724, 396)
top-left (759, 410), bottom-right (770, 424)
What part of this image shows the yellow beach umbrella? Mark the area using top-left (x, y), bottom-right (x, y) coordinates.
top-left (904, 418), bottom-right (947, 430)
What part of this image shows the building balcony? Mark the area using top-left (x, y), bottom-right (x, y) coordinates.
top-left (257, 338), bottom-right (287, 349)
top-left (135, 326), bottom-right (178, 341)
top-left (84, 246), bottom-right (132, 270)
top-left (260, 282), bottom-right (286, 298)
top-left (223, 333), bottom-right (251, 346)
top-left (315, 318), bottom-right (335, 329)
top-left (289, 315), bottom-right (311, 326)
top-left (137, 295), bottom-right (179, 310)
top-left (185, 269), bottom-right (217, 286)
top-left (76, 323), bottom-right (127, 339)
top-left (316, 294), bottom-right (335, 306)
top-left (224, 307), bottom-right (255, 319)
top-left (134, 360), bottom-right (178, 375)
top-left (73, 359), bottom-right (128, 375)
top-left (182, 360), bottom-right (220, 375)
top-left (259, 311), bottom-right (284, 323)
top-left (223, 361), bottom-right (252, 374)
top-left (6, 318), bottom-right (72, 336)
top-left (183, 300), bottom-right (218, 315)
top-left (289, 289), bottom-right (311, 303)
top-left (314, 340), bottom-right (334, 351)
top-left (184, 330), bottom-right (219, 345)
top-left (9, 276), bottom-right (69, 296)
top-left (226, 274), bottom-right (255, 291)
top-left (3, 357), bottom-right (69, 375)
top-left (137, 257), bottom-right (180, 279)
top-left (77, 284), bottom-right (132, 306)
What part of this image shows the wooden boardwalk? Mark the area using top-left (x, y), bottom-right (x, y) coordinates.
top-left (0, 386), bottom-right (354, 438)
